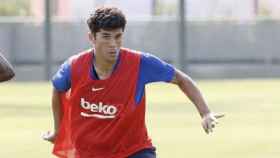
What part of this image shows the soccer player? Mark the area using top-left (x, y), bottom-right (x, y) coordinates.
top-left (0, 53), bottom-right (15, 82)
top-left (43, 6), bottom-right (224, 158)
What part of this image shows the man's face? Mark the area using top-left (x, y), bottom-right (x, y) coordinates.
top-left (89, 28), bottom-right (123, 62)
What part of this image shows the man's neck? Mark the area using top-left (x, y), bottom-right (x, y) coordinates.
top-left (93, 52), bottom-right (117, 79)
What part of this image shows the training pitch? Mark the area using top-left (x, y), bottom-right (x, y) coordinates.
top-left (0, 79), bottom-right (279, 158)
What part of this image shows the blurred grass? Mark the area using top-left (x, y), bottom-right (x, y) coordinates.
top-left (0, 79), bottom-right (279, 158)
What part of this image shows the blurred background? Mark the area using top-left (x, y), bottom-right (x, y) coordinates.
top-left (0, 1), bottom-right (280, 158)
top-left (1, 0), bottom-right (280, 81)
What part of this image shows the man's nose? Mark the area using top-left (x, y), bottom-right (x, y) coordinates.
top-left (109, 39), bottom-right (117, 48)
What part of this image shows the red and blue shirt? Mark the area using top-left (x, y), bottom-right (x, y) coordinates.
top-left (52, 48), bottom-right (174, 158)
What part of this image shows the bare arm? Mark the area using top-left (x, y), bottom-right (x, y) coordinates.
top-left (52, 88), bottom-right (62, 133)
top-left (170, 69), bottom-right (210, 117)
top-left (171, 69), bottom-right (224, 133)
top-left (42, 88), bottom-right (63, 143)
top-left (0, 53), bottom-right (15, 82)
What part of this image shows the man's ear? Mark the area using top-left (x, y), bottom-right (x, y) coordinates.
top-left (88, 32), bottom-right (96, 44)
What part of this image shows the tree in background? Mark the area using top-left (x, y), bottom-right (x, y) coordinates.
top-left (0, 0), bottom-right (30, 16)
top-left (152, 0), bottom-right (177, 16)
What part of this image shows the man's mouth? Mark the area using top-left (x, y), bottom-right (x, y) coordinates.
top-left (108, 49), bottom-right (119, 56)
top-left (108, 51), bottom-right (117, 56)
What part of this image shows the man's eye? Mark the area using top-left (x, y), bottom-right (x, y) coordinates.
top-left (116, 35), bottom-right (122, 39)
top-left (103, 36), bottom-right (111, 39)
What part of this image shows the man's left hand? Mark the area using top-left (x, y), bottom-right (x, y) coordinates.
top-left (201, 113), bottom-right (224, 134)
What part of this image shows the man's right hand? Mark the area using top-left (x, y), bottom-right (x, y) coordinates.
top-left (42, 131), bottom-right (57, 143)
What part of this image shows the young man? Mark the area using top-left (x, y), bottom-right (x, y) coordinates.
top-left (0, 53), bottom-right (15, 82)
top-left (43, 6), bottom-right (224, 158)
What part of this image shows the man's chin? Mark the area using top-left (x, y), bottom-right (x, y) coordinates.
top-left (106, 56), bottom-right (118, 63)
top-left (108, 53), bottom-right (119, 61)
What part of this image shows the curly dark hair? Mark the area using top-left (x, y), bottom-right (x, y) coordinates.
top-left (87, 6), bottom-right (127, 35)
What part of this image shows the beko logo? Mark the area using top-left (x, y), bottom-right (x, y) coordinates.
top-left (80, 98), bottom-right (117, 119)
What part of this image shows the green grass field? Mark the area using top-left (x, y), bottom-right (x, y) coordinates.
top-left (0, 79), bottom-right (280, 158)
